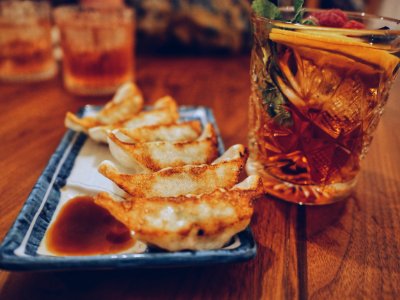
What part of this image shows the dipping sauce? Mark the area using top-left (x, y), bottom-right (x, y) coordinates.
top-left (45, 196), bottom-right (136, 256)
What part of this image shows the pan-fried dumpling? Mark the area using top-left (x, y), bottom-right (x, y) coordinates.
top-left (98, 144), bottom-right (247, 197)
top-left (114, 120), bottom-right (202, 143)
top-left (65, 82), bottom-right (143, 133)
top-left (94, 175), bottom-right (263, 251)
top-left (88, 96), bottom-right (179, 143)
top-left (107, 123), bottom-right (218, 173)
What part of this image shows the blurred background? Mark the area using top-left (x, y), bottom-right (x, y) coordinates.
top-left (1, 0), bottom-right (399, 93)
top-left (49, 0), bottom-right (400, 54)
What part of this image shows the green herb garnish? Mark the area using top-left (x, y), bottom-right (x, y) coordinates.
top-left (252, 0), bottom-right (304, 23)
top-left (292, 0), bottom-right (305, 23)
top-left (252, 0), bottom-right (305, 127)
top-left (252, 0), bottom-right (282, 20)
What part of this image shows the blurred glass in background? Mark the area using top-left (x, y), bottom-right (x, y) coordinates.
top-left (54, 5), bottom-right (134, 95)
top-left (0, 1), bottom-right (57, 81)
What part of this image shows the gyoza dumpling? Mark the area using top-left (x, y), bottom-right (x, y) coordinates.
top-left (65, 82), bottom-right (143, 133)
top-left (98, 144), bottom-right (247, 197)
top-left (88, 96), bottom-right (179, 143)
top-left (94, 176), bottom-right (263, 251)
top-left (107, 123), bottom-right (218, 173)
top-left (114, 120), bottom-right (202, 143)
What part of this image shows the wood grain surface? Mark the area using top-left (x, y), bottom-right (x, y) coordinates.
top-left (0, 55), bottom-right (399, 300)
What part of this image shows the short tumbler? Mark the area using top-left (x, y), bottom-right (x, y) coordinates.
top-left (0, 1), bottom-right (56, 81)
top-left (54, 6), bottom-right (134, 95)
top-left (246, 9), bottom-right (400, 205)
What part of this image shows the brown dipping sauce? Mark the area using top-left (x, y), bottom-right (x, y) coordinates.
top-left (45, 196), bottom-right (136, 256)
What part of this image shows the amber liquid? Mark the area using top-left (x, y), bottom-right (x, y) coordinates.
top-left (59, 24), bottom-right (134, 95)
top-left (248, 24), bottom-right (399, 204)
top-left (0, 22), bottom-right (55, 80)
top-left (62, 46), bottom-right (133, 92)
top-left (45, 196), bottom-right (136, 256)
top-left (251, 43), bottom-right (388, 186)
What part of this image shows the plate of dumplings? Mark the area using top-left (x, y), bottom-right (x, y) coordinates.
top-left (0, 83), bottom-right (262, 271)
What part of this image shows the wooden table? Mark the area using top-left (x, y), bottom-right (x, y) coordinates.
top-left (0, 56), bottom-right (399, 299)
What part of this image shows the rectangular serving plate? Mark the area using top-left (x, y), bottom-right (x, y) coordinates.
top-left (0, 105), bottom-right (256, 271)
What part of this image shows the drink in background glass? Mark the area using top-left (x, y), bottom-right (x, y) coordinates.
top-left (54, 6), bottom-right (134, 95)
top-left (0, 1), bottom-right (56, 81)
top-left (247, 9), bottom-right (400, 205)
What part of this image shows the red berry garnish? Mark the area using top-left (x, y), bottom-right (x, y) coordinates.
top-left (343, 20), bottom-right (365, 29)
top-left (312, 9), bottom-right (348, 28)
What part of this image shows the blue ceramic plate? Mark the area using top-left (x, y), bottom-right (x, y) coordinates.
top-left (0, 106), bottom-right (256, 271)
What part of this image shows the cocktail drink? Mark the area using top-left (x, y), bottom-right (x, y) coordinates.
top-left (247, 9), bottom-right (400, 204)
top-left (54, 6), bottom-right (134, 96)
top-left (0, 1), bottom-right (56, 81)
